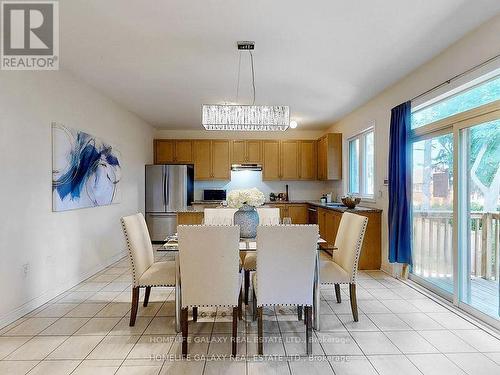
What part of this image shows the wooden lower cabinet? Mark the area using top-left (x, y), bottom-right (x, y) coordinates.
top-left (177, 204), bottom-right (381, 270)
top-left (317, 207), bottom-right (381, 270)
top-left (269, 203), bottom-right (308, 224)
top-left (177, 212), bottom-right (204, 225)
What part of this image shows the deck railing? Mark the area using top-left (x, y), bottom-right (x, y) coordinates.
top-left (412, 210), bottom-right (500, 281)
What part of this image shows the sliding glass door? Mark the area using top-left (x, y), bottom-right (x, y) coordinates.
top-left (411, 134), bottom-right (454, 295)
top-left (458, 119), bottom-right (500, 320)
top-left (409, 73), bottom-right (500, 326)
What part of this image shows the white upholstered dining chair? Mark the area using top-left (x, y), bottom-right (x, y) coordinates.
top-left (121, 213), bottom-right (176, 326)
top-left (252, 225), bottom-right (319, 355)
top-left (242, 207), bottom-right (281, 304)
top-left (177, 225), bottom-right (243, 357)
top-left (320, 212), bottom-right (368, 322)
top-left (203, 208), bottom-right (237, 225)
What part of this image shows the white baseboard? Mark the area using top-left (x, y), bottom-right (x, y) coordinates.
top-left (0, 250), bottom-right (127, 330)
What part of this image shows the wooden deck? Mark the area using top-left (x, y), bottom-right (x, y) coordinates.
top-left (426, 276), bottom-right (499, 318)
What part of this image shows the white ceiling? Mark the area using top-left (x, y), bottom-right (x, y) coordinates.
top-left (60, 0), bottom-right (500, 130)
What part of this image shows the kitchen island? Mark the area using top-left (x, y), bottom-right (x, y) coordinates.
top-left (177, 201), bottom-right (382, 269)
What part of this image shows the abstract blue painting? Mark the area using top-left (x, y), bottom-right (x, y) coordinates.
top-left (52, 123), bottom-right (121, 211)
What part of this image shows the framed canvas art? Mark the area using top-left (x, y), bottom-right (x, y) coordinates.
top-left (52, 123), bottom-right (121, 211)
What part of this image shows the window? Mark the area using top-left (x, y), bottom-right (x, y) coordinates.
top-left (347, 127), bottom-right (374, 198)
top-left (412, 75), bottom-right (500, 129)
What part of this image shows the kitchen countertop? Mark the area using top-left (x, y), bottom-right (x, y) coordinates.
top-left (178, 200), bottom-right (382, 213)
top-left (305, 201), bottom-right (382, 213)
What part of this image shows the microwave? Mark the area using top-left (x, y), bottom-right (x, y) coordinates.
top-left (203, 189), bottom-right (226, 201)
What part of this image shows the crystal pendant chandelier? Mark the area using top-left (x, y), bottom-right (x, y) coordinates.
top-left (202, 42), bottom-right (290, 131)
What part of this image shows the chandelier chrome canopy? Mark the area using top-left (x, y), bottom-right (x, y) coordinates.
top-left (202, 41), bottom-right (291, 131)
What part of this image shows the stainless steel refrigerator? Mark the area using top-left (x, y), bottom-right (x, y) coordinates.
top-left (145, 164), bottom-right (194, 242)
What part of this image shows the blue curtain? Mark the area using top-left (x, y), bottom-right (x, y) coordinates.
top-left (388, 101), bottom-right (412, 265)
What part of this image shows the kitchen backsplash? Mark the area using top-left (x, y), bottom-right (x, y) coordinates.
top-left (194, 170), bottom-right (333, 201)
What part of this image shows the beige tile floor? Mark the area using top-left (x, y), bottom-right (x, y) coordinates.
top-left (1, 250), bottom-right (499, 375)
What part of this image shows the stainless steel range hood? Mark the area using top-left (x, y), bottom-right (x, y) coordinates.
top-left (231, 163), bottom-right (263, 171)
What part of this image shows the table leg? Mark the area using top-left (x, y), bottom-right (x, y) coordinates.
top-left (175, 254), bottom-right (181, 333)
top-left (313, 250), bottom-right (320, 330)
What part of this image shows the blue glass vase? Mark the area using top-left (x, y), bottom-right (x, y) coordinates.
top-left (234, 204), bottom-right (259, 238)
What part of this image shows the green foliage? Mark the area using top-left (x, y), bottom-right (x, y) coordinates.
top-left (412, 76), bottom-right (500, 129)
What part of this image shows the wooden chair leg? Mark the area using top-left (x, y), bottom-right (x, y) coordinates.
top-left (192, 306), bottom-right (198, 322)
top-left (181, 307), bottom-right (188, 357)
top-left (232, 306), bottom-right (238, 357)
top-left (257, 306), bottom-right (263, 355)
top-left (129, 287), bottom-right (139, 327)
top-left (143, 286), bottom-right (151, 307)
top-left (238, 289), bottom-right (243, 320)
top-left (334, 284), bottom-right (341, 303)
top-left (349, 283), bottom-right (358, 322)
top-left (297, 305), bottom-right (303, 321)
top-left (252, 289), bottom-right (257, 321)
top-left (305, 306), bottom-right (312, 355)
top-left (244, 270), bottom-right (250, 305)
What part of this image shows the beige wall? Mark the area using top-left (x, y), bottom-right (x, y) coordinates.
top-left (0, 69), bottom-right (154, 326)
top-left (327, 15), bottom-right (500, 274)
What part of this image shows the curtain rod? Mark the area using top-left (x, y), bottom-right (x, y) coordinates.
top-left (410, 53), bottom-right (500, 102)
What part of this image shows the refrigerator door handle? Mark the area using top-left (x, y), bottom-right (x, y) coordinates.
top-left (165, 166), bottom-right (170, 207)
top-left (161, 166), bottom-right (166, 211)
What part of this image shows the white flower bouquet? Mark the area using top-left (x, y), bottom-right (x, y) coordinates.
top-left (227, 188), bottom-right (266, 208)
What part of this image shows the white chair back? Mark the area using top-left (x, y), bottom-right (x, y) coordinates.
top-left (204, 208), bottom-right (237, 225)
top-left (333, 212), bottom-right (368, 282)
top-left (121, 213), bottom-right (154, 286)
top-left (256, 207), bottom-right (280, 225)
top-left (256, 225), bottom-right (319, 306)
top-left (178, 225), bottom-right (241, 307)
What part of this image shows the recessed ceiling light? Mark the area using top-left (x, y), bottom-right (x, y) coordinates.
top-left (289, 120), bottom-right (298, 129)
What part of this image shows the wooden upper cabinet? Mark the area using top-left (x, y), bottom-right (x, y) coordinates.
top-left (262, 141), bottom-right (281, 180)
top-left (193, 140), bottom-right (212, 180)
top-left (317, 133), bottom-right (342, 180)
top-left (154, 140), bottom-right (193, 163)
top-left (231, 140), bottom-right (246, 164)
top-left (174, 140), bottom-right (193, 163)
top-left (280, 140), bottom-right (299, 180)
top-left (299, 140), bottom-right (317, 180)
top-left (231, 140), bottom-right (262, 163)
top-left (154, 140), bottom-right (174, 163)
top-left (246, 140), bottom-right (262, 163)
top-left (154, 136), bottom-right (342, 181)
top-left (211, 140), bottom-right (230, 180)
top-left (193, 140), bottom-right (230, 180)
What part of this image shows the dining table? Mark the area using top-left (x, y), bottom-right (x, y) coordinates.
top-left (159, 236), bottom-right (333, 333)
